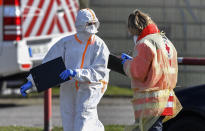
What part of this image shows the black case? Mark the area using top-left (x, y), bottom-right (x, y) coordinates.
top-left (108, 54), bottom-right (126, 75)
top-left (30, 54), bottom-right (126, 93)
top-left (30, 57), bottom-right (69, 92)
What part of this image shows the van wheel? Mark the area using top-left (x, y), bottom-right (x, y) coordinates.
top-left (164, 116), bottom-right (205, 131)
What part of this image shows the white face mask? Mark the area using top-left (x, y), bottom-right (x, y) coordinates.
top-left (133, 35), bottom-right (138, 45)
top-left (85, 25), bottom-right (98, 34)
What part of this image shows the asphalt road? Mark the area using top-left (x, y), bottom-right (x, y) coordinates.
top-left (0, 97), bottom-right (134, 127)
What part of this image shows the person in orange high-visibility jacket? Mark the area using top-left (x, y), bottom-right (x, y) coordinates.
top-left (122, 9), bottom-right (182, 131)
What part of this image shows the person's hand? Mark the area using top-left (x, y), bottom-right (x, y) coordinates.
top-left (121, 53), bottom-right (132, 64)
top-left (20, 81), bottom-right (33, 97)
top-left (59, 69), bottom-right (77, 80)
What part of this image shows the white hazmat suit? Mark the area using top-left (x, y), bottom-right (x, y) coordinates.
top-left (27, 8), bottom-right (110, 131)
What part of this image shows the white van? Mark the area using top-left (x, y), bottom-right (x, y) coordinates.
top-left (0, 0), bottom-right (78, 94)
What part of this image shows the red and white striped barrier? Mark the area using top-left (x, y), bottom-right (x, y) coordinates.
top-left (178, 57), bottom-right (205, 65)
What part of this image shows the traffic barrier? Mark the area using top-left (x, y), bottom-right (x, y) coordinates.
top-left (178, 57), bottom-right (205, 65)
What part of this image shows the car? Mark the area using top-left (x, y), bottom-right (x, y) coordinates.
top-left (163, 84), bottom-right (205, 131)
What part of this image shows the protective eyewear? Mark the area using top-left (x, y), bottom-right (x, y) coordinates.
top-left (86, 22), bottom-right (96, 26)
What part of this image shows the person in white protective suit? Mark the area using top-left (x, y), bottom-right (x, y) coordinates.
top-left (20, 8), bottom-right (110, 131)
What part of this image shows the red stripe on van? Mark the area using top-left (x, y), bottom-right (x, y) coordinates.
top-left (47, 17), bottom-right (55, 34)
top-left (36, 0), bottom-right (55, 36)
top-left (56, 0), bottom-right (72, 32)
top-left (22, 0), bottom-right (34, 22)
top-left (65, 0), bottom-right (76, 23)
top-left (56, 0), bottom-right (61, 5)
top-left (73, 0), bottom-right (79, 10)
top-left (63, 14), bottom-right (72, 32)
top-left (56, 17), bottom-right (64, 33)
top-left (24, 0), bottom-right (45, 37)
top-left (47, 15), bottom-right (64, 34)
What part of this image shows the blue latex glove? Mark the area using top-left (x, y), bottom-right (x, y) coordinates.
top-left (20, 81), bottom-right (33, 97)
top-left (121, 53), bottom-right (132, 64)
top-left (59, 69), bottom-right (77, 80)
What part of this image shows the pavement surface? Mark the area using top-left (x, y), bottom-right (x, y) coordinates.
top-left (0, 97), bottom-right (134, 127)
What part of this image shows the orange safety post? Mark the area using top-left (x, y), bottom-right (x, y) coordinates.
top-left (44, 88), bottom-right (52, 131)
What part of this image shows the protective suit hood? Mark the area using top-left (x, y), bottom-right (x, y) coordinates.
top-left (75, 8), bottom-right (100, 34)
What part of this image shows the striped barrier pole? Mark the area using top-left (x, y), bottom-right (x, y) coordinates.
top-left (44, 88), bottom-right (52, 131)
top-left (178, 57), bottom-right (205, 65)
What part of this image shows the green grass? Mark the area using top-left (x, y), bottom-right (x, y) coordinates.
top-left (52, 87), bottom-right (60, 96)
top-left (52, 85), bottom-right (133, 96)
top-left (29, 85), bottom-right (133, 97)
top-left (0, 126), bottom-right (42, 131)
top-left (105, 85), bottom-right (133, 96)
top-left (105, 125), bottom-right (125, 131)
top-left (0, 125), bottom-right (125, 131)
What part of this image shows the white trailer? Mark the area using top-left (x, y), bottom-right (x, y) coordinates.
top-left (0, 0), bottom-right (79, 94)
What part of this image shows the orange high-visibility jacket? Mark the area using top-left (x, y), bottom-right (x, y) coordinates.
top-left (124, 24), bottom-right (182, 130)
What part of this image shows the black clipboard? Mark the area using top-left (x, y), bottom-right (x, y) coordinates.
top-left (108, 54), bottom-right (126, 75)
top-left (30, 57), bottom-right (69, 92)
top-left (30, 55), bottom-right (126, 92)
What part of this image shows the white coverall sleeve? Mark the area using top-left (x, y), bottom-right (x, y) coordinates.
top-left (26, 39), bottom-right (65, 89)
top-left (42, 40), bottom-right (65, 64)
top-left (74, 43), bottom-right (110, 83)
top-left (26, 74), bottom-right (37, 91)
